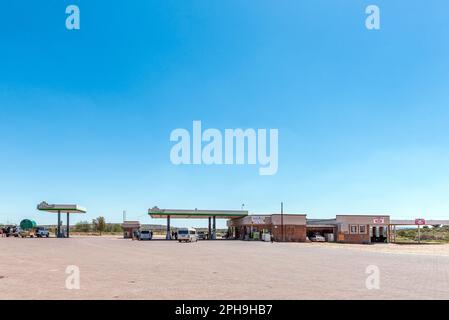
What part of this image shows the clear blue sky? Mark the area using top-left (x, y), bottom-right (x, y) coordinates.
top-left (1, 1), bottom-right (449, 228)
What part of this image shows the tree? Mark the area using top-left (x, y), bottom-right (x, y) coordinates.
top-left (75, 221), bottom-right (90, 233)
top-left (93, 216), bottom-right (106, 236)
top-left (105, 223), bottom-right (123, 233)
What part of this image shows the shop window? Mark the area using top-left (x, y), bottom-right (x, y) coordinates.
top-left (359, 225), bottom-right (367, 234)
top-left (350, 225), bottom-right (358, 234)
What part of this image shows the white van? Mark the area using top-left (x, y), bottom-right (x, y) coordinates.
top-left (139, 230), bottom-right (153, 241)
top-left (177, 228), bottom-right (198, 242)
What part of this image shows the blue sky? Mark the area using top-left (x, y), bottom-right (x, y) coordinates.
top-left (1, 1), bottom-right (449, 228)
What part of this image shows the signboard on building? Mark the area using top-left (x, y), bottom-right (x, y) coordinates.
top-left (373, 218), bottom-right (385, 224)
top-left (251, 216), bottom-right (267, 225)
top-left (415, 218), bottom-right (426, 225)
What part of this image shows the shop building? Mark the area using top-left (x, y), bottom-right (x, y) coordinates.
top-left (334, 215), bottom-right (390, 244)
top-left (228, 214), bottom-right (307, 242)
top-left (122, 221), bottom-right (140, 239)
top-left (228, 214), bottom-right (392, 244)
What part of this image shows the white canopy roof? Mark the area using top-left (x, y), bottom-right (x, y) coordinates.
top-left (37, 201), bottom-right (87, 214)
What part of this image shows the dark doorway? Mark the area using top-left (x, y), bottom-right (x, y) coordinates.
top-left (371, 226), bottom-right (387, 243)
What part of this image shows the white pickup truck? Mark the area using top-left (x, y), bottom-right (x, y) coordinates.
top-left (35, 227), bottom-right (50, 238)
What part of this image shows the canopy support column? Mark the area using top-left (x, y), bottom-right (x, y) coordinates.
top-left (57, 210), bottom-right (61, 238)
top-left (67, 212), bottom-right (70, 238)
top-left (208, 217), bottom-right (212, 240)
top-left (212, 216), bottom-right (216, 240)
top-left (166, 215), bottom-right (171, 240)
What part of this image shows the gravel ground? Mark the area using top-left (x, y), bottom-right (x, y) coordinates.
top-left (1, 236), bottom-right (449, 300)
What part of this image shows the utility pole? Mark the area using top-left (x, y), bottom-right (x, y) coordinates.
top-left (418, 224), bottom-right (421, 244)
top-left (123, 210), bottom-right (126, 222)
top-left (281, 202), bottom-right (284, 242)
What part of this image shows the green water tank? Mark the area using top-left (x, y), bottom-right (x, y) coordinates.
top-left (20, 219), bottom-right (37, 230)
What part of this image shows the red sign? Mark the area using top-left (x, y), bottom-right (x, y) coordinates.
top-left (373, 218), bottom-right (385, 224)
top-left (415, 218), bottom-right (426, 225)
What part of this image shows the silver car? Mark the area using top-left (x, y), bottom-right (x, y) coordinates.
top-left (138, 230), bottom-right (153, 240)
top-left (310, 234), bottom-right (326, 242)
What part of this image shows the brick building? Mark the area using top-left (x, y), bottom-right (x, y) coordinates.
top-left (228, 214), bottom-right (307, 242)
top-left (228, 214), bottom-right (392, 244)
top-left (335, 215), bottom-right (390, 244)
top-left (122, 221), bottom-right (140, 239)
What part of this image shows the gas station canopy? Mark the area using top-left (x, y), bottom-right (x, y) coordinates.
top-left (148, 206), bottom-right (248, 240)
top-left (390, 219), bottom-right (449, 225)
top-left (37, 201), bottom-right (87, 238)
top-left (37, 201), bottom-right (87, 214)
top-left (148, 207), bottom-right (248, 219)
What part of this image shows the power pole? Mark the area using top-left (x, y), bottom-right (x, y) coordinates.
top-left (281, 202), bottom-right (284, 242)
top-left (418, 224), bottom-right (421, 244)
top-left (123, 210), bottom-right (126, 222)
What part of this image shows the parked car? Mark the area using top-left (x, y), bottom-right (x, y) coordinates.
top-left (197, 231), bottom-right (207, 240)
top-left (138, 230), bottom-right (153, 240)
top-left (36, 227), bottom-right (50, 238)
top-left (178, 228), bottom-right (198, 242)
top-left (309, 233), bottom-right (326, 242)
top-left (7, 226), bottom-right (20, 237)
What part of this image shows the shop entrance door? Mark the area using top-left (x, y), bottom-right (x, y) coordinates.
top-left (371, 226), bottom-right (387, 243)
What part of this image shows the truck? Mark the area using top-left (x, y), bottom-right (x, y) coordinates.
top-left (35, 226), bottom-right (50, 238)
top-left (5, 226), bottom-right (20, 237)
top-left (18, 219), bottom-right (37, 238)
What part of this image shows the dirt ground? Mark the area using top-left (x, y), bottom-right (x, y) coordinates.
top-left (1, 236), bottom-right (449, 300)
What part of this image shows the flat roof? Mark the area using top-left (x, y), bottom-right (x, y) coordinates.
top-left (148, 207), bottom-right (248, 219)
top-left (37, 202), bottom-right (87, 214)
top-left (336, 214), bottom-right (390, 217)
top-left (307, 218), bottom-right (337, 227)
top-left (122, 221), bottom-right (140, 228)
